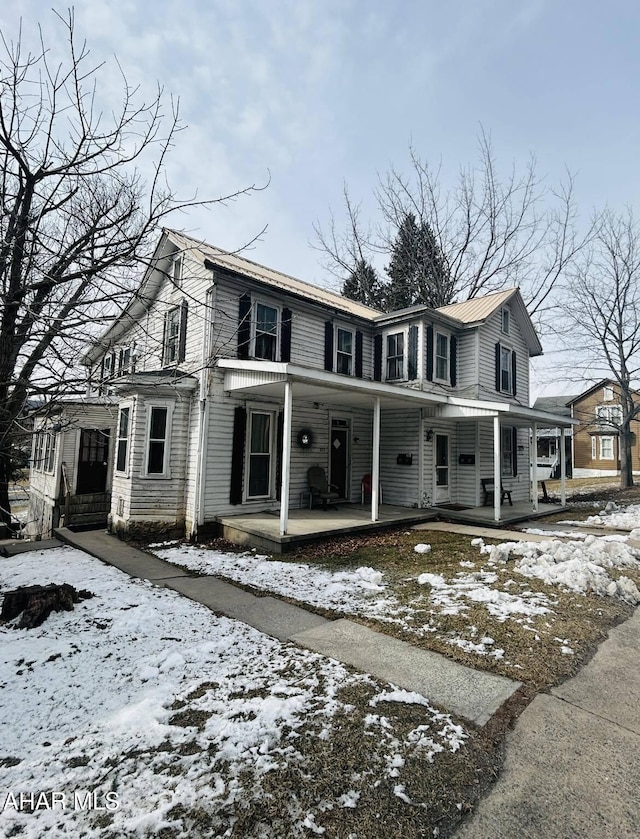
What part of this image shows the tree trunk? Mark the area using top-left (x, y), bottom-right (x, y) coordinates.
top-left (620, 424), bottom-right (634, 489)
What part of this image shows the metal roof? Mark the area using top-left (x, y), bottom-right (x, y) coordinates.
top-left (167, 229), bottom-right (382, 321)
top-left (435, 288), bottom-right (518, 322)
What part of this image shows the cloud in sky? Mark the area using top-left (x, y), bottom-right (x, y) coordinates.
top-left (2, 2), bottom-right (639, 322)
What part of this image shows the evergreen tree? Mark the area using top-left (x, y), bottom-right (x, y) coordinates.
top-left (385, 213), bottom-right (453, 311)
top-left (342, 259), bottom-right (385, 309)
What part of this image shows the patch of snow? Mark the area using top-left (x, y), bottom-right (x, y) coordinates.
top-left (414, 543), bottom-right (431, 554)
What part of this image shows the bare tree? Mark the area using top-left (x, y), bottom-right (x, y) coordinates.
top-left (0, 10), bottom-right (261, 525)
top-left (560, 207), bottom-right (640, 488)
top-left (316, 130), bottom-right (584, 317)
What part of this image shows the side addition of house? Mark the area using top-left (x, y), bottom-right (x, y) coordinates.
top-left (27, 229), bottom-right (575, 548)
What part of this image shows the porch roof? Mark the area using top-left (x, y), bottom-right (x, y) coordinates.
top-left (217, 359), bottom-right (577, 427)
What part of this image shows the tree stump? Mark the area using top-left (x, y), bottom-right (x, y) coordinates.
top-left (0, 584), bottom-right (93, 629)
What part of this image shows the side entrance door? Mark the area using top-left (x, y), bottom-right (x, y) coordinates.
top-left (76, 429), bottom-right (110, 494)
top-left (330, 418), bottom-right (350, 500)
top-left (435, 433), bottom-right (450, 504)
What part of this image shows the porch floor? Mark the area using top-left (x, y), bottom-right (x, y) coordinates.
top-left (217, 500), bottom-right (565, 553)
top-left (217, 504), bottom-right (438, 553)
top-left (431, 500), bottom-right (565, 526)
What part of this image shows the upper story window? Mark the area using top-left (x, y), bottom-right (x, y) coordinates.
top-left (170, 254), bottom-right (182, 289)
top-left (501, 308), bottom-right (510, 334)
top-left (596, 404), bottom-right (622, 427)
top-left (386, 332), bottom-right (404, 380)
top-left (163, 300), bottom-right (188, 366)
top-left (118, 347), bottom-right (132, 375)
top-left (253, 302), bottom-right (279, 360)
top-left (495, 342), bottom-right (517, 396)
top-left (603, 386), bottom-right (614, 401)
top-left (336, 327), bottom-right (354, 375)
top-left (238, 294), bottom-right (292, 364)
top-left (435, 332), bottom-right (449, 382)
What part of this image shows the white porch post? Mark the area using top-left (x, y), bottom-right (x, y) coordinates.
top-left (493, 416), bottom-right (501, 522)
top-left (532, 422), bottom-right (538, 512)
top-left (560, 427), bottom-right (567, 506)
top-left (279, 381), bottom-right (293, 536)
top-left (372, 397), bottom-right (381, 522)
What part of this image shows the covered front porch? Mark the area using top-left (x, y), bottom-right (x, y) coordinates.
top-left (217, 360), bottom-right (577, 542)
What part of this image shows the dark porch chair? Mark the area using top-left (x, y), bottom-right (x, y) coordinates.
top-left (308, 466), bottom-right (340, 510)
top-left (481, 478), bottom-right (513, 507)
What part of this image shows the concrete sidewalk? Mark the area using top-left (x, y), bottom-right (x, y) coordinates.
top-left (52, 527), bottom-right (521, 727)
top-left (454, 605), bottom-right (640, 838)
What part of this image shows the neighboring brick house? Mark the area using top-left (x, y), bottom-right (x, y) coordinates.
top-left (568, 380), bottom-right (640, 477)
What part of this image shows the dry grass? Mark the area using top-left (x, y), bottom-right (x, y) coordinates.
top-left (285, 528), bottom-right (634, 691)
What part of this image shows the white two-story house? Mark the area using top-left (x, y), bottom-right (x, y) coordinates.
top-left (27, 229), bottom-right (574, 547)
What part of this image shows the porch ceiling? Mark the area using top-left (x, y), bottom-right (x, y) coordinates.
top-left (218, 360), bottom-right (448, 410)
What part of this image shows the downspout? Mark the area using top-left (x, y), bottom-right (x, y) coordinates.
top-left (532, 422), bottom-right (538, 512)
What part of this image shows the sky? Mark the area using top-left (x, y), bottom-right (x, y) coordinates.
top-left (2, 0), bottom-right (640, 397)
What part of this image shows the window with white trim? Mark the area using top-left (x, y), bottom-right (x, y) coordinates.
top-left (246, 410), bottom-right (275, 499)
top-left (591, 436), bottom-right (597, 459)
top-left (34, 430), bottom-right (57, 473)
top-left (596, 404), bottom-right (622, 427)
top-left (171, 254), bottom-right (182, 288)
top-left (115, 406), bottom-right (131, 474)
top-left (500, 346), bottom-right (513, 394)
top-left (435, 332), bottom-right (449, 381)
top-left (501, 308), bottom-right (510, 334)
top-left (335, 327), bottom-right (354, 375)
top-left (600, 436), bottom-right (614, 460)
top-left (501, 425), bottom-right (514, 477)
top-left (145, 405), bottom-right (171, 476)
top-left (164, 307), bottom-right (181, 365)
top-left (603, 386), bottom-right (614, 401)
top-left (253, 302), bottom-right (279, 361)
top-left (386, 332), bottom-right (404, 380)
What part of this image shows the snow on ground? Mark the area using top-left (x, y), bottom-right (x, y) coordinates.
top-left (478, 535), bottom-right (640, 605)
top-left (561, 502), bottom-right (640, 533)
top-left (0, 547), bottom-right (466, 838)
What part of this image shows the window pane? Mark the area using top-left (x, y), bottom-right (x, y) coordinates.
top-left (116, 440), bottom-right (128, 472)
top-left (248, 455), bottom-right (270, 496)
top-left (150, 407), bottom-right (167, 440)
top-left (256, 304), bottom-right (278, 334)
top-left (250, 413), bottom-right (270, 454)
top-left (254, 332), bottom-right (277, 360)
top-left (337, 329), bottom-right (352, 353)
top-left (118, 407), bottom-right (130, 437)
top-left (147, 440), bottom-right (165, 473)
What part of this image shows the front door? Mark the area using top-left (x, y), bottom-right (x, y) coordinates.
top-left (76, 429), bottom-right (110, 494)
top-left (435, 433), bottom-right (450, 503)
top-left (330, 419), bottom-right (350, 500)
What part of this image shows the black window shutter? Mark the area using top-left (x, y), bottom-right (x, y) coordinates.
top-left (276, 410), bottom-right (284, 500)
top-left (450, 335), bottom-right (458, 387)
top-left (512, 350), bottom-right (517, 396)
top-left (512, 427), bottom-right (518, 476)
top-left (281, 308), bottom-right (292, 362)
top-left (355, 330), bottom-right (363, 378)
top-left (408, 324), bottom-right (418, 380)
top-left (324, 321), bottom-right (334, 371)
top-left (178, 299), bottom-right (188, 363)
top-left (230, 406), bottom-right (247, 504)
top-left (426, 325), bottom-right (434, 381)
top-left (238, 294), bottom-right (251, 359)
top-left (162, 313), bottom-right (169, 366)
top-left (373, 334), bottom-right (382, 381)
top-left (495, 342), bottom-right (501, 391)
